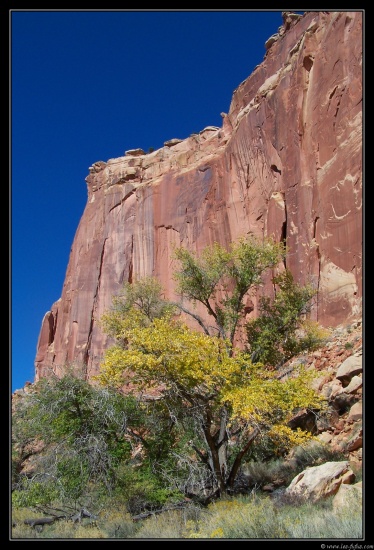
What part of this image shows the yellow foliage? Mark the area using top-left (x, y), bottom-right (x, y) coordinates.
top-left (301, 319), bottom-right (331, 340)
top-left (267, 425), bottom-right (316, 450)
top-left (95, 317), bottom-right (246, 393)
top-left (96, 315), bottom-right (326, 451)
top-left (209, 527), bottom-right (225, 538)
top-left (221, 363), bottom-right (325, 425)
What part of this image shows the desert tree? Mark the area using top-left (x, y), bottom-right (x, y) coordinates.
top-left (172, 235), bottom-right (286, 350)
top-left (96, 315), bottom-right (326, 499)
top-left (246, 269), bottom-right (327, 366)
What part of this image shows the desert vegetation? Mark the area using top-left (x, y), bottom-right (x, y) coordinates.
top-left (12, 236), bottom-right (361, 539)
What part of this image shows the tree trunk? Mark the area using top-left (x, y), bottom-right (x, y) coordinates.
top-left (202, 424), bottom-right (225, 494)
top-left (217, 408), bottom-right (228, 480)
top-left (226, 427), bottom-right (259, 489)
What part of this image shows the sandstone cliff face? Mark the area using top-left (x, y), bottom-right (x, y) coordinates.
top-left (35, 11), bottom-right (362, 382)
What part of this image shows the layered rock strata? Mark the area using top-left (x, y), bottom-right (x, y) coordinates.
top-left (35, 11), bottom-right (362, 382)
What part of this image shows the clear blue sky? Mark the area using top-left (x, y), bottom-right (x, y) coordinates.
top-left (11, 9), bottom-right (303, 393)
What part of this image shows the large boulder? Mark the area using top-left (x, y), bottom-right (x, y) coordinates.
top-left (284, 461), bottom-right (355, 503)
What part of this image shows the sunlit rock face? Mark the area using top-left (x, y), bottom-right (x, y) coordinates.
top-left (35, 11), bottom-right (362, 382)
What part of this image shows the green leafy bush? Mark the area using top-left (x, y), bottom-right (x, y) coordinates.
top-left (246, 270), bottom-right (328, 366)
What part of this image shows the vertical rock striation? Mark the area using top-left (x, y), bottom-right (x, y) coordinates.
top-left (35, 11), bottom-right (362, 383)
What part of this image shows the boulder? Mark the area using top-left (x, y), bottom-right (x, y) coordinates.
top-left (347, 402), bottom-right (362, 422)
top-left (344, 375), bottom-right (362, 394)
top-left (125, 148), bottom-right (145, 157)
top-left (284, 461), bottom-right (355, 502)
top-left (336, 356), bottom-right (363, 387)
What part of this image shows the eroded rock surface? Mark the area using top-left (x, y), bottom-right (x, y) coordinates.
top-left (35, 11), bottom-right (362, 383)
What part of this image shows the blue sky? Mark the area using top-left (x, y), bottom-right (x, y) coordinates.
top-left (11, 9), bottom-right (302, 393)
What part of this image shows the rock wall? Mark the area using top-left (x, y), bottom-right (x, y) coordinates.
top-left (35, 11), bottom-right (362, 382)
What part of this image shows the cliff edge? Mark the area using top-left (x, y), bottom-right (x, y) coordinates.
top-left (35, 11), bottom-right (362, 382)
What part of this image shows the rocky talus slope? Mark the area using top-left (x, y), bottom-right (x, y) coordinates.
top-left (286, 318), bottom-right (363, 469)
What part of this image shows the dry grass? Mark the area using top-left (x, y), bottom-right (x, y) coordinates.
top-left (11, 491), bottom-right (363, 540)
top-left (185, 492), bottom-right (363, 539)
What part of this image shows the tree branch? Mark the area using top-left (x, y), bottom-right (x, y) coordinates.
top-left (170, 302), bottom-right (210, 335)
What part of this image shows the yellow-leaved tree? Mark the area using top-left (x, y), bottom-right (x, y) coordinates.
top-left (96, 236), bottom-right (327, 500)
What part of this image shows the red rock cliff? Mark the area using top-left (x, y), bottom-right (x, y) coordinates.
top-left (35, 11), bottom-right (362, 382)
